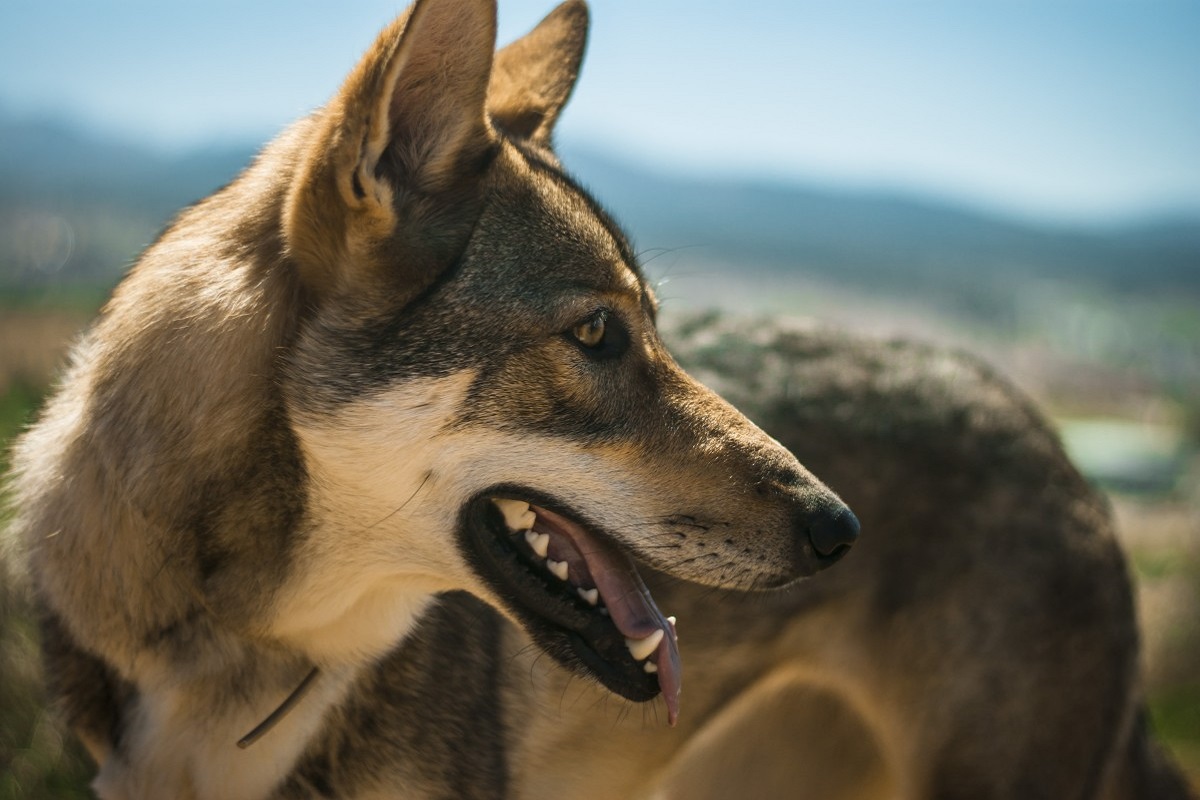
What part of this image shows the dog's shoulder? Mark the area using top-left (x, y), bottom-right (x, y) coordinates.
top-left (666, 312), bottom-right (1064, 467)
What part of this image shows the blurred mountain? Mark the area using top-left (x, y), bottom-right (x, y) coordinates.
top-left (561, 147), bottom-right (1200, 303)
top-left (2, 112), bottom-right (1198, 311)
top-left (0, 114), bottom-right (252, 287)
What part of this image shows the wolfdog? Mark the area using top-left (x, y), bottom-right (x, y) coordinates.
top-left (5, 0), bottom-right (1193, 798)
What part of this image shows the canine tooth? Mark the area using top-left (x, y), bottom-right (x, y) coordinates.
top-left (547, 559), bottom-right (569, 581)
top-left (667, 616), bottom-right (677, 626)
top-left (494, 498), bottom-right (536, 532)
top-left (625, 628), bottom-right (665, 662)
top-left (524, 530), bottom-right (550, 558)
top-left (577, 587), bottom-right (599, 606)
top-left (644, 661), bottom-right (658, 674)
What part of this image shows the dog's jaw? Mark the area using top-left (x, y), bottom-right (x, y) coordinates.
top-left (475, 497), bottom-right (683, 723)
top-left (284, 369), bottom-right (695, 721)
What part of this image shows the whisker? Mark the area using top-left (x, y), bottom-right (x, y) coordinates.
top-left (363, 471), bottom-right (432, 531)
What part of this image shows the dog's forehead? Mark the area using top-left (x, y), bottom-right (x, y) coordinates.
top-left (485, 140), bottom-right (648, 305)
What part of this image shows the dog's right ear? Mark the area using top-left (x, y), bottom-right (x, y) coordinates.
top-left (488, 0), bottom-right (589, 146)
top-left (284, 0), bottom-right (498, 300)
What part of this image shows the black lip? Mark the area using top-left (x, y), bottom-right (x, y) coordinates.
top-left (457, 486), bottom-right (660, 703)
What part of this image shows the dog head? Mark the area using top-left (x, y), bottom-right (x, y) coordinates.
top-left (272, 0), bottom-right (858, 722)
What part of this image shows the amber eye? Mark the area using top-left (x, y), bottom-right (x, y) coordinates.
top-left (572, 312), bottom-right (607, 349)
top-left (566, 309), bottom-right (628, 361)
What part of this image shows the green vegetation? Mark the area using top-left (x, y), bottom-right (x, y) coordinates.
top-left (0, 379), bottom-right (40, 465)
top-left (1, 375), bottom-right (93, 799)
top-left (0, 285), bottom-right (111, 317)
top-left (1151, 686), bottom-right (1200, 777)
top-left (0, 590), bottom-right (94, 800)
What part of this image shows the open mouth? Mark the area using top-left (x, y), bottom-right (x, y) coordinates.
top-left (458, 489), bottom-right (682, 725)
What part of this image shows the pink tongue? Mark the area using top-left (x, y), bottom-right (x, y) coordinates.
top-left (532, 505), bottom-right (682, 726)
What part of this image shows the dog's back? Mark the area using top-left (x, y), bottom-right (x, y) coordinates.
top-left (656, 314), bottom-right (1193, 800)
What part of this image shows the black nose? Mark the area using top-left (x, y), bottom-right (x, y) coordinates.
top-left (807, 504), bottom-right (860, 561)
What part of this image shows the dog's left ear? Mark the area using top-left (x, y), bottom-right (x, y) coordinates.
top-left (488, 0), bottom-right (589, 145)
top-left (285, 0), bottom-right (498, 299)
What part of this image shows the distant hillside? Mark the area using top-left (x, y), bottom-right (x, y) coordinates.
top-left (0, 115), bottom-right (253, 287)
top-left (562, 147), bottom-right (1200, 301)
top-left (2, 113), bottom-right (1198, 309)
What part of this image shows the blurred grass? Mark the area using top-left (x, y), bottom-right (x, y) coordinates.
top-left (0, 306), bottom-right (1197, 794)
top-left (1127, 523), bottom-right (1200, 783)
top-left (1150, 686), bottom-right (1200, 780)
top-left (1, 370), bottom-right (93, 798)
top-left (0, 592), bottom-right (94, 800)
top-left (0, 286), bottom-right (112, 317)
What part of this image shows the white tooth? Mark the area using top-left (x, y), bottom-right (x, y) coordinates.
top-left (667, 616), bottom-right (677, 626)
top-left (625, 628), bottom-right (665, 662)
top-left (577, 587), bottom-right (599, 606)
top-left (494, 498), bottom-right (536, 532)
top-left (524, 530), bottom-right (550, 558)
top-left (644, 661), bottom-right (658, 674)
top-left (547, 559), bottom-right (569, 581)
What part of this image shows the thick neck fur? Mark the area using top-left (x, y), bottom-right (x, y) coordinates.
top-left (7, 116), bottom-right (427, 799)
top-left (91, 646), bottom-right (357, 800)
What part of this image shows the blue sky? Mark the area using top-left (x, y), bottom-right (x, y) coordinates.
top-left (2, 0), bottom-right (1198, 223)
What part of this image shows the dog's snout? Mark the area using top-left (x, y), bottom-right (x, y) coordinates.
top-left (800, 503), bottom-right (859, 567)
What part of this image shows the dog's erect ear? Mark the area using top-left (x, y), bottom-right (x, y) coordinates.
top-left (285, 0), bottom-right (498, 298)
top-left (488, 0), bottom-right (588, 145)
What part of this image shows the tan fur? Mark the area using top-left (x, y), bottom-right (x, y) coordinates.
top-left (488, 0), bottom-right (588, 143)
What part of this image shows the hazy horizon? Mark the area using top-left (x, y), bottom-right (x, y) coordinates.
top-left (3, 0), bottom-right (1199, 226)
